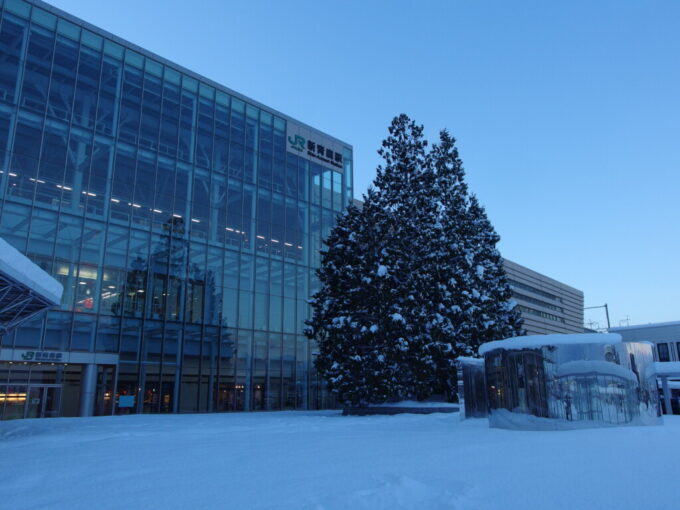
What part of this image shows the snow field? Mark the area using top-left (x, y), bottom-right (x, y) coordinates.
top-left (1, 412), bottom-right (678, 510)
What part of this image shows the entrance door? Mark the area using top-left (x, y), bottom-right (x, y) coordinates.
top-left (43, 386), bottom-right (61, 417)
top-left (1, 385), bottom-right (28, 420)
top-left (24, 386), bottom-right (62, 419)
top-left (25, 387), bottom-right (43, 418)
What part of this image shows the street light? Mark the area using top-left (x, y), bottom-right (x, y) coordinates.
top-left (584, 303), bottom-right (611, 330)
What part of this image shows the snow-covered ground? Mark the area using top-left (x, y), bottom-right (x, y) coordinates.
top-left (1, 411), bottom-right (677, 510)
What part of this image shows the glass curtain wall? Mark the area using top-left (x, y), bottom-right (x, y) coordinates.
top-left (0, 0), bottom-right (350, 414)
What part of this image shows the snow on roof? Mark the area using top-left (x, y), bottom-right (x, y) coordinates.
top-left (0, 238), bottom-right (63, 305)
top-left (479, 333), bottom-right (622, 356)
top-left (609, 321), bottom-right (680, 331)
top-left (654, 362), bottom-right (680, 377)
top-left (555, 360), bottom-right (638, 382)
top-left (457, 356), bottom-right (485, 366)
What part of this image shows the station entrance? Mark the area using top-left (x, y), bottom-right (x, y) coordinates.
top-left (0, 362), bottom-right (115, 420)
top-left (0, 384), bottom-right (61, 419)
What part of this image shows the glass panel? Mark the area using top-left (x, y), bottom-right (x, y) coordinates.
top-left (43, 311), bottom-right (70, 350)
top-left (179, 324), bottom-right (201, 412)
top-left (70, 313), bottom-right (95, 351)
top-left (27, 387), bottom-right (45, 419)
top-left (251, 331), bottom-right (266, 410)
top-left (96, 316), bottom-right (120, 352)
top-left (160, 365), bottom-right (176, 413)
top-left (5, 0), bottom-right (31, 17)
top-left (21, 24), bottom-right (54, 115)
top-left (115, 363), bottom-right (139, 414)
top-left (30, 7), bottom-right (56, 30)
top-left (56, 18), bottom-right (80, 40)
top-left (142, 363), bottom-right (160, 413)
top-left (0, 13), bottom-right (27, 105)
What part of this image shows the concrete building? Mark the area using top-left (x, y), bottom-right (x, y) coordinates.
top-left (610, 321), bottom-right (680, 414)
top-left (503, 259), bottom-right (584, 336)
top-left (610, 322), bottom-right (680, 362)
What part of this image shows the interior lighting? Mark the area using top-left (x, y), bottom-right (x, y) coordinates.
top-left (256, 235), bottom-right (265, 240)
top-left (8, 172), bottom-right (17, 177)
top-left (191, 218), bottom-right (200, 223)
top-left (152, 209), bottom-right (163, 214)
top-left (111, 198), bottom-right (120, 203)
top-left (173, 214), bottom-right (182, 218)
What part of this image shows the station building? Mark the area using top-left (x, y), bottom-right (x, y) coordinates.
top-left (0, 0), bottom-right (353, 418)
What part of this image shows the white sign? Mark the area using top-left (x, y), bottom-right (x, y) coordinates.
top-left (286, 123), bottom-right (344, 171)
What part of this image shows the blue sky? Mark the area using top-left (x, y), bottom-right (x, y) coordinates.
top-left (48, 0), bottom-right (680, 327)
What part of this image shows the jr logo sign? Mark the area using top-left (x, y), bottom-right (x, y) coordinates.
top-left (21, 351), bottom-right (34, 361)
top-left (287, 134), bottom-right (305, 152)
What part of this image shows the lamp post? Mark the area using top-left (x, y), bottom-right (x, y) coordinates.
top-left (584, 303), bottom-right (611, 330)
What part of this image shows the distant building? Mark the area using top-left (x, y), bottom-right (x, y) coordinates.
top-left (609, 322), bottom-right (680, 362)
top-left (503, 259), bottom-right (584, 336)
top-left (610, 321), bottom-right (680, 414)
top-left (352, 202), bottom-right (585, 336)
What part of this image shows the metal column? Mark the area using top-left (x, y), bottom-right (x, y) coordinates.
top-left (79, 364), bottom-right (98, 417)
top-left (661, 376), bottom-right (672, 415)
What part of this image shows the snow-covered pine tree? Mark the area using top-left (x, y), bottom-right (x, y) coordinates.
top-left (306, 115), bottom-right (522, 406)
top-left (306, 194), bottom-right (402, 405)
top-left (307, 115), bottom-right (439, 405)
top-left (428, 129), bottom-right (523, 364)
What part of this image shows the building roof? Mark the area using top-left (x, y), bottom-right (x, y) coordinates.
top-left (610, 321), bottom-right (680, 331)
top-left (479, 333), bottom-right (621, 356)
top-left (0, 238), bottom-right (63, 333)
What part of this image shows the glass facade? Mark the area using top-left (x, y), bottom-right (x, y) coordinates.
top-left (0, 0), bottom-right (352, 416)
top-left (482, 339), bottom-right (661, 429)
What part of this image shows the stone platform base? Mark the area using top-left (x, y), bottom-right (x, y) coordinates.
top-left (343, 405), bottom-right (459, 416)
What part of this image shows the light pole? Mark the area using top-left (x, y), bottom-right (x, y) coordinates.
top-left (584, 303), bottom-right (611, 330)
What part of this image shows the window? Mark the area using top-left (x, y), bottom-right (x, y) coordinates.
top-left (657, 343), bottom-right (670, 362)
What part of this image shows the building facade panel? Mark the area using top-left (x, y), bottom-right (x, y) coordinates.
top-left (503, 259), bottom-right (584, 335)
top-left (0, 0), bottom-right (352, 418)
top-left (610, 322), bottom-right (680, 362)
top-left (611, 322), bottom-right (680, 413)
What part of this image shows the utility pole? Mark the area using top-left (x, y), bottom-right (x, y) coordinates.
top-left (584, 303), bottom-right (611, 330)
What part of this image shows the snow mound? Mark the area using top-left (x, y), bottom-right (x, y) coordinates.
top-left (654, 362), bottom-right (680, 376)
top-left (479, 333), bottom-right (622, 356)
top-left (457, 356), bottom-right (484, 366)
top-left (555, 360), bottom-right (638, 382)
top-left (372, 400), bottom-right (458, 408)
